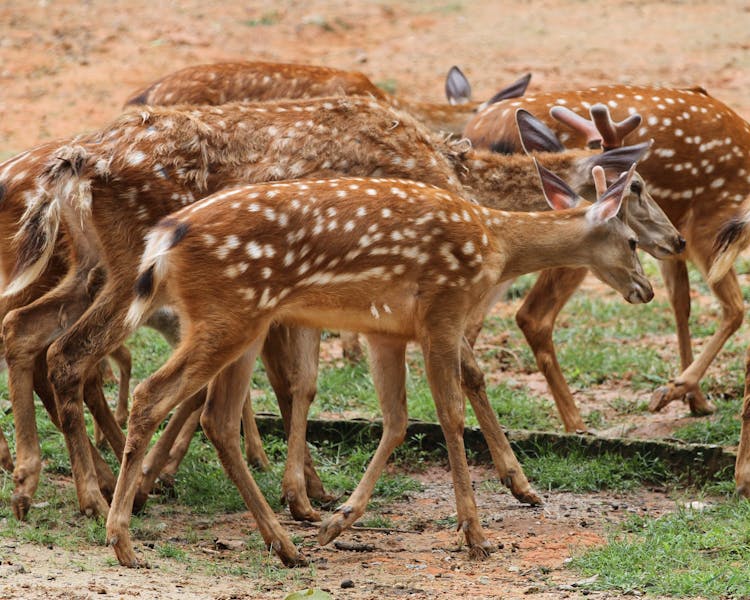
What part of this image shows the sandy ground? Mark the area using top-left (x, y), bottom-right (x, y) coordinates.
top-left (1, 0), bottom-right (749, 598)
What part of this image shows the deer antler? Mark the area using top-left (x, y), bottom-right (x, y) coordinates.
top-left (589, 104), bottom-right (642, 151)
top-left (550, 104), bottom-right (641, 151)
top-left (592, 165), bottom-right (607, 197)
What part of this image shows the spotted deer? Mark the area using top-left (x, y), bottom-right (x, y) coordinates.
top-left (463, 84), bottom-right (750, 417)
top-left (7, 96), bottom-right (680, 521)
top-left (0, 144), bottom-right (141, 518)
top-left (124, 60), bottom-right (532, 137)
top-left (105, 166), bottom-right (650, 567)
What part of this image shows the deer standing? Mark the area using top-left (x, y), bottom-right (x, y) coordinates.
top-left (463, 84), bottom-right (750, 418)
top-left (124, 60), bottom-right (531, 137)
top-left (6, 96), bottom-right (681, 521)
top-left (110, 167), bottom-right (650, 567)
top-left (0, 144), bottom-right (140, 517)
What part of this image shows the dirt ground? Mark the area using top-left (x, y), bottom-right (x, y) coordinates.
top-left (2, 0), bottom-right (750, 598)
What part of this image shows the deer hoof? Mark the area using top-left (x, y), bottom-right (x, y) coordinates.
top-left (283, 490), bottom-right (321, 523)
top-left (649, 385), bottom-right (676, 412)
top-left (687, 391), bottom-right (715, 416)
top-left (318, 505), bottom-right (355, 545)
top-left (11, 493), bottom-right (31, 521)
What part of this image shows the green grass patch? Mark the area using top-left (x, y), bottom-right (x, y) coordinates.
top-left (572, 499), bottom-right (750, 598)
top-left (517, 443), bottom-right (674, 493)
top-left (672, 396), bottom-right (742, 447)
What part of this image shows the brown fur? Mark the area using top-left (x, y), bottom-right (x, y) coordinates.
top-left (8, 95), bottom-right (681, 522)
top-left (465, 85), bottom-right (750, 416)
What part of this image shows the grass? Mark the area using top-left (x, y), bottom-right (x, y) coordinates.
top-left (517, 443), bottom-right (675, 493)
top-left (572, 499), bottom-right (750, 599)
top-left (672, 395), bottom-right (743, 446)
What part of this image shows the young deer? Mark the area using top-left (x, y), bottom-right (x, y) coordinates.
top-left (124, 60), bottom-right (531, 137)
top-left (463, 84), bottom-right (750, 417)
top-left (108, 166), bottom-right (650, 567)
top-left (0, 144), bottom-right (139, 518)
top-left (6, 96), bottom-right (681, 521)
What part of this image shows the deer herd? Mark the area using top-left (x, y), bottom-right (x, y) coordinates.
top-left (1, 58), bottom-right (750, 566)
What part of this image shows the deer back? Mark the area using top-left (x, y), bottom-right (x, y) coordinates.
top-left (124, 60), bottom-right (526, 137)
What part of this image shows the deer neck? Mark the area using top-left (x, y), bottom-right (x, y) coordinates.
top-left (454, 148), bottom-right (592, 211)
top-left (487, 208), bottom-right (593, 281)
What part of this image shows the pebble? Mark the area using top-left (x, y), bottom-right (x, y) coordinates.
top-left (341, 579), bottom-right (354, 589)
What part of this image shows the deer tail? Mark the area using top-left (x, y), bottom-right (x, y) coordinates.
top-left (4, 145), bottom-right (94, 297)
top-left (708, 199), bottom-right (750, 284)
top-left (126, 219), bottom-right (189, 330)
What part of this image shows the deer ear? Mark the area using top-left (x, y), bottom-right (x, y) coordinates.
top-left (484, 72), bottom-right (532, 106)
top-left (534, 158), bottom-right (580, 210)
top-left (516, 109), bottom-right (565, 154)
top-left (445, 66), bottom-right (472, 105)
top-left (587, 163), bottom-right (637, 224)
top-left (585, 140), bottom-right (652, 179)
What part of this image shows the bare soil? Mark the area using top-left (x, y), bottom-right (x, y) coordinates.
top-left (1, 1), bottom-right (749, 598)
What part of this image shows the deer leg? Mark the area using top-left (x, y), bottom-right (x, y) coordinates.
top-left (2, 277), bottom-right (93, 519)
top-left (651, 257), bottom-right (742, 414)
top-left (515, 267), bottom-right (589, 432)
top-left (134, 389), bottom-right (206, 511)
top-left (46, 283), bottom-right (137, 519)
top-left (0, 429), bottom-right (12, 473)
top-left (107, 325), bottom-right (281, 566)
top-left (318, 334), bottom-right (408, 544)
top-left (340, 331), bottom-right (364, 363)
top-left (109, 345), bottom-right (132, 430)
top-left (241, 391), bottom-right (270, 470)
top-left (200, 341), bottom-right (305, 566)
top-left (460, 338), bottom-right (541, 505)
top-left (735, 346), bottom-right (750, 498)
top-left (262, 324), bottom-right (334, 518)
top-left (423, 332), bottom-right (494, 558)
top-left (32, 354), bottom-right (116, 502)
top-left (82, 367), bottom-right (125, 461)
top-left (649, 258), bottom-right (710, 413)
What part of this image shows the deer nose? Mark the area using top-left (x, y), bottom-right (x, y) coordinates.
top-left (675, 235), bottom-right (686, 254)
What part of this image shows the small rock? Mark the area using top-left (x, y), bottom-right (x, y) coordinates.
top-left (524, 586), bottom-right (542, 594)
top-left (478, 575), bottom-right (490, 585)
top-left (507, 565), bottom-right (521, 573)
top-left (340, 579), bottom-right (354, 589)
top-left (684, 501), bottom-right (713, 511)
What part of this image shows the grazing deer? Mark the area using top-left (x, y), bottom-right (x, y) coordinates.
top-left (463, 84), bottom-right (750, 417)
top-left (124, 60), bottom-right (531, 137)
top-left (107, 166), bottom-right (651, 567)
top-left (0, 144), bottom-right (139, 518)
top-left (6, 97), bottom-right (680, 521)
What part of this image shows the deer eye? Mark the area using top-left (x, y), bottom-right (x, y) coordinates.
top-left (630, 180), bottom-right (643, 195)
top-left (629, 238), bottom-right (637, 251)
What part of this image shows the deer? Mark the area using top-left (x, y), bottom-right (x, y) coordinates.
top-left (105, 165), bottom-right (651, 567)
top-left (462, 83), bottom-right (750, 420)
top-left (5, 96), bottom-right (681, 522)
top-left (0, 143), bottom-right (143, 518)
top-left (124, 60), bottom-right (532, 138)
top-left (704, 198), bottom-right (750, 498)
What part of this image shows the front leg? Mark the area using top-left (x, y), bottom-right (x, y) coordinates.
top-left (515, 267), bottom-right (589, 432)
top-left (460, 338), bottom-right (541, 505)
top-left (423, 333), bottom-right (494, 557)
